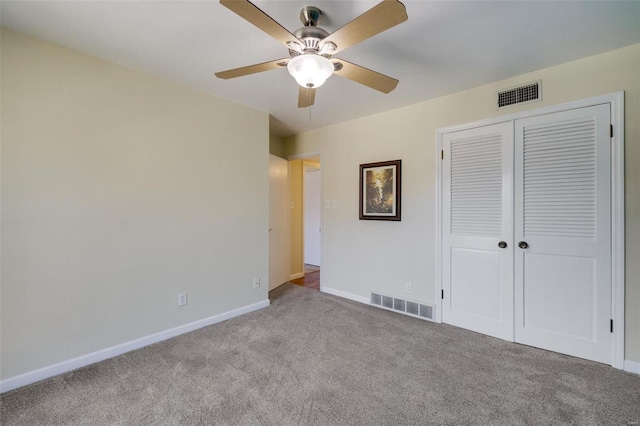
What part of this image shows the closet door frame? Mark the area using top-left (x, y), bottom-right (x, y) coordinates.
top-left (435, 92), bottom-right (624, 369)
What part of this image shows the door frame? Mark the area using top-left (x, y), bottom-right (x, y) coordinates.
top-left (435, 92), bottom-right (624, 369)
top-left (288, 151), bottom-right (323, 290)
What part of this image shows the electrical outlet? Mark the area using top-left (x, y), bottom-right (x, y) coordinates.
top-left (405, 282), bottom-right (412, 293)
top-left (178, 292), bottom-right (187, 306)
top-left (253, 278), bottom-right (261, 289)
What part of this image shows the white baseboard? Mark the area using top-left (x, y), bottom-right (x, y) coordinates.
top-left (3, 294), bottom-right (635, 393)
top-left (290, 272), bottom-right (304, 280)
top-left (0, 299), bottom-right (270, 393)
top-left (321, 287), bottom-right (370, 305)
top-left (624, 359), bottom-right (640, 375)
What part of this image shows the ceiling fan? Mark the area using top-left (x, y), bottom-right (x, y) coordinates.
top-left (215, 0), bottom-right (408, 108)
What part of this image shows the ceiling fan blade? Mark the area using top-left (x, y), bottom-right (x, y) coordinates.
top-left (215, 59), bottom-right (289, 79)
top-left (321, 0), bottom-right (408, 54)
top-left (298, 87), bottom-right (316, 108)
top-left (332, 59), bottom-right (399, 93)
top-left (220, 0), bottom-right (302, 49)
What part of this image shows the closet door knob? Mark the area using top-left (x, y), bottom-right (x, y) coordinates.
top-left (498, 241), bottom-right (507, 248)
top-left (518, 241), bottom-right (529, 249)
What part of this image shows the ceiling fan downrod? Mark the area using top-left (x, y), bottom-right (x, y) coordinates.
top-left (300, 6), bottom-right (322, 27)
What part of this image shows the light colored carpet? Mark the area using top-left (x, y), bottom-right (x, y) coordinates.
top-left (2, 284), bottom-right (639, 425)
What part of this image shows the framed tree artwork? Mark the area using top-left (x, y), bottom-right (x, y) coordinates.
top-left (359, 159), bottom-right (401, 221)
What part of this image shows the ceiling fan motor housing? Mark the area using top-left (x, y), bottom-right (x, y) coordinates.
top-left (288, 6), bottom-right (333, 57)
top-left (293, 26), bottom-right (329, 54)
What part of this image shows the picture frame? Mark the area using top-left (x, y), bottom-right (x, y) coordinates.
top-left (359, 160), bottom-right (401, 221)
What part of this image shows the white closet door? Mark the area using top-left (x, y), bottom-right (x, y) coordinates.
top-left (442, 122), bottom-right (514, 341)
top-left (514, 104), bottom-right (612, 364)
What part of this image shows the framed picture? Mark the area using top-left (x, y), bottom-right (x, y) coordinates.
top-left (359, 160), bottom-right (401, 221)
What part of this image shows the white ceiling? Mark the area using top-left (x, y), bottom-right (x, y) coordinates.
top-left (2, 1), bottom-right (639, 137)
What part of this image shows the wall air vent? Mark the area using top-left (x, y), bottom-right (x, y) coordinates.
top-left (371, 293), bottom-right (382, 306)
top-left (406, 301), bottom-right (419, 316)
top-left (382, 295), bottom-right (394, 309)
top-left (419, 304), bottom-right (433, 320)
top-left (393, 298), bottom-right (406, 312)
top-left (497, 80), bottom-right (541, 108)
top-left (370, 292), bottom-right (435, 322)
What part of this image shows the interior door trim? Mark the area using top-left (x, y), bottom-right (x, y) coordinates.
top-left (435, 92), bottom-right (624, 369)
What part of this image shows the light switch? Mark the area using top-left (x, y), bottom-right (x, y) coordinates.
top-left (325, 199), bottom-right (331, 209)
top-left (332, 199), bottom-right (338, 208)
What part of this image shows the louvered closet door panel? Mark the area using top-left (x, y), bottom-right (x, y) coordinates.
top-left (442, 122), bottom-right (514, 341)
top-left (451, 134), bottom-right (503, 236)
top-left (514, 104), bottom-right (611, 364)
top-left (523, 121), bottom-right (597, 238)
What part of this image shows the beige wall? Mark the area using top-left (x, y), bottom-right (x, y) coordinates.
top-left (269, 134), bottom-right (285, 158)
top-left (284, 43), bottom-right (640, 363)
top-left (1, 29), bottom-right (270, 379)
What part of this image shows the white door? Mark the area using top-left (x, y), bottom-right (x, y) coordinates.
top-left (442, 122), bottom-right (514, 341)
top-left (514, 104), bottom-right (612, 364)
top-left (304, 169), bottom-right (322, 266)
top-left (269, 155), bottom-right (290, 291)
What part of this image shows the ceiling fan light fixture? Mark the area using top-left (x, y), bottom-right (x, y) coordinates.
top-left (287, 54), bottom-right (334, 88)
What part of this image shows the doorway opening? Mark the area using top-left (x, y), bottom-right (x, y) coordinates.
top-left (288, 154), bottom-right (322, 291)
